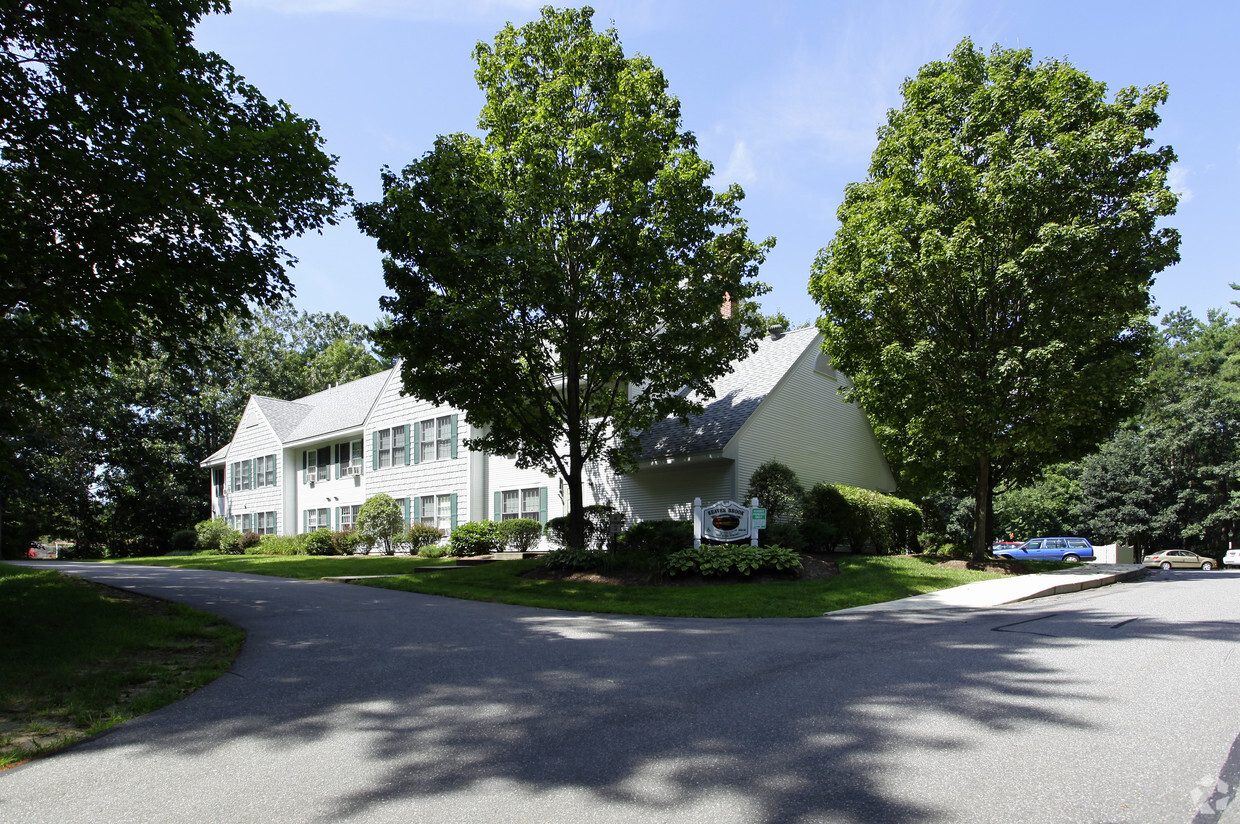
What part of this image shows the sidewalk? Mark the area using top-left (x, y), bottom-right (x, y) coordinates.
top-left (833, 563), bottom-right (1148, 614)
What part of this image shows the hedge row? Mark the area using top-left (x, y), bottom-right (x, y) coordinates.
top-left (803, 483), bottom-right (921, 554)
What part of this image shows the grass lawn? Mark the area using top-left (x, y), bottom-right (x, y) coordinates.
top-left (102, 552), bottom-right (1017, 619)
top-left (0, 563), bottom-right (244, 770)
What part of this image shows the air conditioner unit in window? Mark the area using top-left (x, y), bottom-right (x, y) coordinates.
top-left (346, 465), bottom-right (362, 477)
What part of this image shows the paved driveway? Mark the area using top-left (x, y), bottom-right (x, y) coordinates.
top-left (3, 562), bottom-right (1238, 823)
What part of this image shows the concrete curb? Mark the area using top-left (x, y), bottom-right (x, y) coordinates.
top-left (830, 564), bottom-right (1149, 615)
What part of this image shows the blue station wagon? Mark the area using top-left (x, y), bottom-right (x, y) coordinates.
top-left (994, 537), bottom-right (1094, 562)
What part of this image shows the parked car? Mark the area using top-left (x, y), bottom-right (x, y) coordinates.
top-left (1224, 549), bottom-right (1240, 568)
top-left (991, 540), bottom-right (1023, 553)
top-left (1142, 549), bottom-right (1217, 570)
top-left (993, 537), bottom-right (1095, 562)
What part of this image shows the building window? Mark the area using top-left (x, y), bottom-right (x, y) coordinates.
top-left (338, 504), bottom-right (361, 532)
top-left (306, 507), bottom-right (330, 532)
top-left (256, 511), bottom-right (277, 536)
top-left (419, 415), bottom-right (453, 462)
top-left (501, 488), bottom-right (542, 522)
top-left (255, 455), bottom-right (276, 488)
top-left (417, 494), bottom-right (453, 533)
top-left (305, 446), bottom-right (330, 482)
top-left (337, 439), bottom-right (363, 477)
top-left (376, 427), bottom-right (405, 469)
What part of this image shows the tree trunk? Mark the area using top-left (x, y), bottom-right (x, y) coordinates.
top-left (971, 455), bottom-right (992, 564)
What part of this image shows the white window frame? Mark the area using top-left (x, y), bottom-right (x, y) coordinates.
top-left (307, 507), bottom-right (330, 531)
top-left (501, 487), bottom-right (541, 522)
top-left (338, 504), bottom-right (361, 532)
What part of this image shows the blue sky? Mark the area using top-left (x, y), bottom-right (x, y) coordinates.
top-left (194, 0), bottom-right (1239, 329)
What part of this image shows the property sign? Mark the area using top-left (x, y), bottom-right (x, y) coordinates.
top-left (702, 501), bottom-right (752, 542)
top-left (693, 497), bottom-right (762, 547)
top-left (751, 507), bottom-right (767, 530)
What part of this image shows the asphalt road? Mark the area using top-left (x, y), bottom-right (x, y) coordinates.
top-left (2, 562), bottom-right (1238, 824)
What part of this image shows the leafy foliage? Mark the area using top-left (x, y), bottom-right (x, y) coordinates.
top-left (542, 546), bottom-right (606, 572)
top-left (356, 7), bottom-right (772, 549)
top-left (0, 0), bottom-right (349, 442)
top-left (447, 521), bottom-right (503, 557)
top-left (809, 39), bottom-right (1179, 561)
top-left (356, 495), bottom-right (404, 556)
top-left (496, 519), bottom-right (543, 553)
top-left (746, 460), bottom-right (804, 524)
top-left (170, 530), bottom-right (198, 554)
top-left (664, 545), bottom-right (802, 577)
top-left (545, 505), bottom-right (615, 551)
top-left (195, 518), bottom-right (238, 554)
top-left (620, 519), bottom-right (693, 560)
top-left (405, 524), bottom-right (444, 552)
top-left (303, 529), bottom-right (337, 557)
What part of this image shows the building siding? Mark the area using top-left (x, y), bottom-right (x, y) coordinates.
top-left (731, 342), bottom-right (895, 496)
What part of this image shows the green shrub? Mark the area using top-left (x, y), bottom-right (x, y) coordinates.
top-left (664, 545), bottom-right (802, 578)
top-left (238, 531), bottom-right (261, 550)
top-left (417, 543), bottom-right (449, 559)
top-left (448, 520), bottom-right (502, 557)
top-left (303, 529), bottom-right (337, 556)
top-left (546, 505), bottom-right (615, 551)
top-left (195, 518), bottom-right (239, 553)
top-left (746, 460), bottom-right (804, 524)
top-left (760, 521), bottom-right (803, 551)
top-left (357, 494), bottom-right (404, 555)
top-left (620, 519), bottom-right (693, 560)
top-left (257, 534), bottom-right (304, 556)
top-left (804, 483), bottom-right (921, 554)
top-left (406, 523), bottom-right (443, 552)
top-left (219, 528), bottom-right (243, 555)
top-left (542, 545), bottom-right (605, 571)
top-left (497, 518), bottom-right (543, 552)
top-left (331, 530), bottom-right (363, 556)
top-left (170, 529), bottom-right (198, 554)
top-left (799, 519), bottom-right (838, 553)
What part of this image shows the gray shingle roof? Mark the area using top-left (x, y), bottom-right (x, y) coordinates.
top-left (284, 368), bottom-right (393, 443)
top-left (252, 395), bottom-right (314, 441)
top-left (638, 327), bottom-right (819, 459)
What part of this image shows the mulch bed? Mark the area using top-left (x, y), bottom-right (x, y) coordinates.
top-left (522, 552), bottom-right (1031, 586)
top-left (523, 552), bottom-right (841, 587)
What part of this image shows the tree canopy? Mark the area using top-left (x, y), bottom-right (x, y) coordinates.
top-left (356, 6), bottom-right (772, 548)
top-left (0, 0), bottom-right (350, 438)
top-left (808, 39), bottom-right (1179, 562)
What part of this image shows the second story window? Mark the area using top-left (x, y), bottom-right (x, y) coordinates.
top-left (376, 426), bottom-right (407, 469)
top-left (418, 415), bottom-right (455, 462)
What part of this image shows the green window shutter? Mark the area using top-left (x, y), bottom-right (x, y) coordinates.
top-left (539, 487), bottom-right (548, 526)
top-left (403, 424), bottom-right (411, 466)
top-left (302, 450), bottom-right (308, 484)
top-left (302, 510), bottom-right (308, 534)
top-left (494, 491), bottom-right (501, 521)
top-left (227, 463), bottom-right (232, 491)
top-left (450, 493), bottom-right (458, 530)
top-left (249, 460), bottom-right (255, 489)
top-left (372, 432), bottom-right (379, 470)
top-left (271, 455), bottom-right (278, 487)
top-left (450, 414), bottom-right (458, 459)
top-left (412, 421), bottom-right (420, 465)
top-left (401, 497), bottom-right (410, 527)
top-left (412, 496), bottom-right (421, 523)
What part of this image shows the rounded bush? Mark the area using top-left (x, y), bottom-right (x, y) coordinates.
top-left (406, 523), bottom-right (443, 551)
top-left (170, 529), bottom-right (198, 554)
top-left (746, 460), bottom-right (805, 524)
top-left (497, 518), bottom-right (543, 552)
top-left (621, 520), bottom-right (692, 560)
top-left (448, 521), bottom-right (502, 557)
top-left (303, 528), bottom-right (337, 556)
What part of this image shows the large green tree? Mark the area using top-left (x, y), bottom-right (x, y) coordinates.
top-left (356, 7), bottom-right (771, 549)
top-left (809, 39), bottom-right (1179, 563)
top-left (0, 0), bottom-right (349, 440)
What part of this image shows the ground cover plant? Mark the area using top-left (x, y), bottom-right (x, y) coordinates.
top-left (0, 563), bottom-right (243, 769)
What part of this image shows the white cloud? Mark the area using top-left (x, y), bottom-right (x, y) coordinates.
top-left (717, 139), bottom-right (758, 186)
top-left (1168, 164), bottom-right (1193, 203)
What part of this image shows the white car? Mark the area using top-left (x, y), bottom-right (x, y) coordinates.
top-left (1224, 549), bottom-right (1240, 568)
